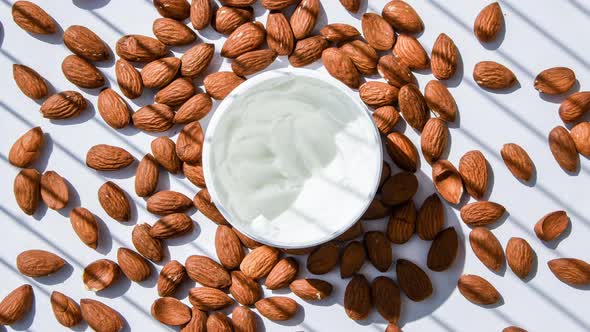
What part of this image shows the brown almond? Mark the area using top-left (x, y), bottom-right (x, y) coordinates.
top-left (364, 231), bottom-right (392, 272)
top-left (559, 91), bottom-right (590, 123)
top-left (204, 71), bottom-right (246, 100)
top-left (372, 106), bottom-right (400, 136)
top-left (500, 143), bottom-right (534, 181)
top-left (213, 6), bottom-right (253, 35)
top-left (61, 55), bottom-right (105, 89)
top-left (290, 278), bottom-right (332, 301)
top-left (396, 259), bottom-right (433, 302)
top-left (83, 259), bottom-right (120, 291)
top-left (147, 190), bottom-right (193, 215)
top-left (70, 207), bottom-right (99, 249)
top-left (570, 122), bottom-right (590, 157)
top-left (372, 276), bottom-right (401, 324)
top-left (185, 255), bottom-right (231, 288)
top-left (362, 13), bottom-right (395, 51)
top-left (339, 0), bottom-right (360, 12)
top-left (132, 223), bottom-right (164, 262)
top-left (387, 200), bottom-right (417, 244)
top-left (341, 40), bottom-right (379, 75)
top-left (474, 61), bottom-right (517, 89)
top-left (189, 287), bottom-right (233, 311)
top-left (240, 245), bottom-right (280, 279)
top-left (427, 227), bottom-right (459, 271)
top-left (378, 55), bottom-right (416, 88)
top-left (548, 258), bottom-right (590, 285)
top-left (193, 188), bottom-right (228, 225)
top-left (361, 199), bottom-right (390, 220)
top-left (469, 227), bottom-right (504, 272)
top-left (229, 271), bottom-right (261, 305)
top-left (155, 77), bottom-right (195, 106)
top-left (132, 104), bottom-right (174, 132)
top-left (13, 64), bottom-right (48, 99)
top-left (221, 22), bottom-right (266, 58)
top-left (457, 274), bottom-right (501, 305)
top-left (322, 47), bottom-right (360, 88)
top-left (151, 137), bottom-right (182, 174)
top-left (141, 57), bottom-right (181, 89)
top-left (416, 194), bottom-right (444, 241)
top-left (154, 0), bottom-right (190, 20)
top-left (9, 127), bottom-right (44, 168)
top-left (183, 162), bottom-right (206, 188)
top-left (63, 25), bottom-right (110, 61)
top-left (190, 0), bottom-right (212, 30)
top-left (290, 0), bottom-right (319, 40)
top-left (232, 306), bottom-right (257, 332)
top-left (115, 59), bottom-right (143, 99)
top-left (459, 150), bottom-right (489, 199)
top-left (534, 67), bottom-right (576, 95)
top-left (461, 201), bottom-right (506, 226)
top-left (399, 84), bottom-right (429, 131)
top-left (266, 11), bottom-right (295, 56)
top-left (320, 23), bottom-right (360, 43)
top-left (40, 170), bottom-right (68, 210)
top-left (175, 93), bottom-right (213, 124)
top-left (340, 241), bottom-right (365, 278)
top-left (265, 257), bottom-right (299, 290)
top-left (307, 242), bottom-right (339, 275)
top-left (431, 33), bottom-right (458, 80)
top-left (97, 88), bottom-right (131, 129)
top-left (135, 154), bottom-right (159, 197)
top-left (158, 260), bottom-right (186, 297)
top-left (86, 144), bottom-right (134, 171)
top-left (255, 296), bottom-right (298, 321)
top-left (215, 225), bottom-right (245, 269)
top-left (40, 91), bottom-right (87, 119)
top-left (382, 0), bottom-right (424, 34)
top-left (535, 210), bottom-right (569, 242)
top-left (335, 221), bottom-right (363, 242)
top-left (98, 181), bottom-right (130, 222)
top-left (117, 248), bottom-right (152, 282)
top-left (233, 229), bottom-right (262, 249)
top-left (393, 34), bottom-right (429, 70)
top-left (12, 1), bottom-right (56, 34)
top-left (232, 49), bottom-right (277, 77)
top-left (150, 213), bottom-right (193, 239)
top-left (344, 274), bottom-right (371, 320)
top-left (80, 298), bottom-right (124, 332)
top-left (116, 34), bottom-right (167, 63)
top-left (261, 0), bottom-right (298, 10)
top-left (381, 172), bottom-right (418, 206)
top-left (16, 249), bottom-right (65, 277)
top-left (0, 284), bottom-right (33, 325)
top-left (360, 82), bottom-right (399, 108)
top-left (432, 160), bottom-right (463, 204)
top-left (421, 118), bottom-right (448, 164)
top-left (503, 327), bottom-right (528, 332)
top-left (14, 168), bottom-right (40, 215)
top-left (207, 312), bottom-right (232, 331)
top-left (506, 237), bottom-right (534, 279)
top-left (151, 298), bottom-right (191, 326)
top-left (289, 35), bottom-right (328, 67)
top-left (385, 132), bottom-right (419, 172)
top-left (425, 80), bottom-right (457, 122)
top-left (50, 291), bottom-right (82, 327)
top-left (548, 126), bottom-right (578, 172)
top-left (474, 2), bottom-right (503, 43)
top-left (181, 43), bottom-right (215, 78)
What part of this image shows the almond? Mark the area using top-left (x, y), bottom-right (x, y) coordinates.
top-left (393, 34), bottom-right (429, 70)
top-left (548, 125), bottom-right (578, 172)
top-left (232, 49), bottom-right (277, 77)
top-left (372, 106), bottom-right (400, 136)
top-left (266, 12), bottom-right (295, 56)
top-left (117, 248), bottom-right (152, 282)
top-left (115, 59), bottom-right (143, 99)
top-left (40, 91), bottom-right (87, 119)
top-left (154, 0), bottom-right (190, 20)
top-left (97, 88), bottom-right (131, 129)
top-left (40, 170), bottom-right (68, 210)
top-left (0, 284), bottom-right (33, 325)
top-left (154, 17), bottom-right (196, 46)
top-left (152, 297), bottom-right (191, 326)
top-left (322, 47), bottom-right (360, 88)
top-left (232, 306), bottom-right (257, 332)
top-left (189, 287), bottom-right (233, 311)
top-left (534, 67), bottom-right (576, 95)
top-left (70, 207), bottom-right (99, 249)
top-left (474, 2), bottom-right (503, 43)
top-left (83, 259), bottom-right (120, 291)
top-left (181, 43), bottom-right (215, 78)
top-left (150, 213), bottom-right (194, 239)
top-left (378, 55), bottom-right (416, 88)
top-left (458, 150), bottom-right (489, 199)
top-left (261, 0), bottom-right (299, 10)
top-left (240, 245), bottom-right (280, 279)
top-left (421, 118), bottom-right (448, 164)
top-left (229, 271), bottom-right (261, 305)
top-left (335, 221), bottom-right (363, 242)
top-left (432, 160), bottom-right (463, 204)
top-left (207, 312), bottom-right (232, 331)
top-left (559, 91), bottom-right (590, 123)
top-left (281, 247), bottom-right (317, 255)
top-left (16, 249), bottom-right (65, 277)
top-left (382, 0), bottom-right (424, 34)
top-left (340, 241), bottom-right (365, 278)
top-left (506, 237), bottom-right (534, 279)
top-left (151, 137), bottom-right (182, 174)
top-left (469, 227), bottom-right (504, 272)
top-left (265, 257), bottom-right (299, 290)
top-left (338, 0), bottom-right (360, 12)
top-left (362, 13), bottom-right (395, 51)
top-left (290, 279), bottom-right (332, 301)
top-left (63, 25), bottom-right (110, 61)
top-left (185, 255), bottom-right (231, 288)
top-left (361, 199), bottom-right (390, 220)
top-left (80, 299), bottom-right (124, 332)
top-left (141, 57), bottom-right (181, 89)
top-left (570, 122), bottom-right (590, 157)
top-left (213, 6), bottom-right (253, 35)
top-left (50, 291), bottom-right (82, 327)
top-left (215, 225), bottom-right (245, 269)
top-left (235, 230), bottom-right (262, 249)
top-left (156, 77), bottom-right (195, 106)
top-left (474, 61), bottom-right (517, 89)
top-left (135, 154), bottom-right (159, 197)
top-left (132, 223), bottom-right (164, 262)
top-left (416, 194), bottom-right (444, 241)
top-left (9, 126), bottom-right (44, 168)
top-left (190, 0), bottom-right (212, 30)
top-left (425, 80), bottom-right (457, 122)
top-left (255, 296), bottom-right (298, 321)
top-left (13, 64), bottom-right (48, 99)
top-left (116, 34), bottom-right (168, 63)
top-left (380, 162), bottom-right (391, 189)
top-left (86, 144), bottom-right (134, 171)
top-left (399, 84), bottom-right (429, 131)
top-left (98, 181), bottom-right (130, 222)
top-left (457, 274), bottom-right (501, 305)
top-left (499, 144), bottom-right (533, 182)
top-left (385, 132), bottom-right (419, 172)
top-left (431, 33), bottom-right (458, 80)
top-left (204, 71), bottom-right (246, 100)
top-left (307, 242), bottom-right (339, 275)
top-left (340, 40), bottom-right (379, 75)
top-left (503, 327), bottom-right (528, 332)
top-left (289, 35), bottom-right (328, 67)
top-left (535, 211), bottom-right (569, 242)
top-left (427, 227), bottom-right (458, 271)
top-left (193, 188), bottom-right (228, 225)
top-left (12, 1), bottom-right (56, 34)
top-left (221, 22), bottom-right (265, 58)
top-left (360, 82), bottom-right (399, 108)
top-left (386, 324), bottom-right (403, 332)
top-left (461, 201), bottom-right (505, 226)
top-left (13, 168), bottom-right (40, 215)
top-left (381, 172), bottom-right (418, 206)
top-left (61, 55), bottom-right (105, 88)
top-left (183, 162), bottom-right (206, 187)
top-left (548, 258), bottom-right (590, 285)
top-left (175, 93), bottom-right (213, 124)
top-left (147, 190), bottom-right (192, 215)
top-left (364, 231), bottom-right (392, 272)
top-left (372, 276), bottom-right (401, 324)
top-left (396, 259), bottom-right (432, 302)
top-left (344, 274), bottom-right (371, 320)
top-left (320, 23), bottom-right (360, 43)
top-left (158, 260), bottom-right (186, 297)
top-left (133, 104), bottom-right (174, 132)
top-left (387, 200), bottom-right (416, 244)
top-left (290, 0), bottom-right (319, 40)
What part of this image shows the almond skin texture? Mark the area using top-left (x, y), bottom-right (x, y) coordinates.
top-left (240, 245), bottom-right (280, 279)
top-left (215, 225), bottom-right (245, 269)
top-left (425, 80), bottom-right (457, 122)
top-left (133, 104), bottom-right (175, 132)
top-left (570, 122), bottom-right (590, 157)
top-left (372, 276), bottom-right (401, 324)
top-left (152, 297), bottom-right (191, 326)
top-left (380, 162), bottom-right (391, 188)
top-left (117, 248), bottom-right (152, 282)
top-left (135, 154), bottom-right (159, 197)
top-left (474, 61), bottom-right (518, 89)
top-left (207, 312), bottom-right (232, 331)
top-left (503, 327), bottom-right (528, 332)
top-left (141, 57), bottom-right (181, 89)
top-left (266, 12), bottom-right (295, 56)
top-left (232, 49), bottom-right (277, 77)
top-left (264, 257), bottom-right (298, 290)
top-left (460, 201), bottom-right (506, 226)
top-left (234, 229), bottom-right (263, 249)
top-left (432, 160), bottom-right (463, 205)
top-left (340, 241), bottom-right (365, 278)
top-left (501, 143), bottom-right (535, 182)
top-left (427, 227), bottom-right (459, 271)
top-left (322, 47), bottom-right (360, 88)
top-left (70, 207), bottom-right (99, 249)
top-left (290, 279), bottom-right (333, 301)
top-left (421, 118), bottom-right (448, 164)
top-left (14, 168), bottom-right (40, 215)
top-left (154, 0), bottom-right (190, 20)
top-left (261, 0), bottom-right (298, 10)
top-left (86, 145), bottom-right (134, 171)
top-left (341, 40), bottom-right (379, 75)
top-left (393, 34), bottom-right (429, 70)
top-left (469, 227), bottom-right (504, 272)
top-left (193, 188), bottom-right (228, 225)
top-left (16, 249), bottom-right (65, 277)
top-left (175, 93), bottom-right (213, 124)
top-left (50, 291), bottom-right (82, 327)
top-left (12, 1), bottom-right (56, 34)
top-left (534, 67), bottom-right (576, 95)
top-left (63, 25), bottom-right (110, 61)
top-left (307, 242), bottom-right (339, 275)
top-left (181, 308), bottom-right (207, 332)
top-left (255, 297), bottom-right (298, 321)
top-left (230, 271), bottom-right (261, 305)
top-left (189, 287), bottom-right (234, 311)
top-left (41, 91), bottom-right (87, 119)
top-left (116, 59), bottom-right (143, 99)
top-left (9, 126), bottom-right (44, 168)
top-left (360, 82), bottom-right (399, 108)
top-left (185, 255), bottom-right (231, 288)
top-left (365, 231), bottom-right (392, 272)
top-left (151, 213), bottom-right (194, 239)
top-left (158, 260), bottom-right (186, 297)
top-left (535, 211), bottom-right (569, 242)
top-left (385, 132), bottom-right (419, 172)
top-left (378, 55), bottom-right (416, 88)
top-left (362, 13), bottom-right (395, 51)
top-left (474, 2), bottom-right (503, 43)
top-left (361, 199), bottom-right (390, 220)
top-left (190, 0), bottom-right (212, 30)
top-left (184, 163), bottom-right (206, 188)
top-left (373, 106), bottom-right (400, 135)
top-left (387, 200), bottom-right (417, 244)
top-left (431, 33), bottom-right (458, 80)
top-left (290, 0), bottom-right (319, 40)
top-left (97, 88), bottom-right (131, 129)
top-left (0, 284), bottom-right (34, 325)
top-left (132, 223), bottom-right (164, 262)
top-left (382, 0), bottom-right (424, 34)
top-left (548, 258), bottom-right (590, 285)
top-left (61, 55), bottom-right (105, 89)
top-left (321, 23), bottom-right (360, 43)
top-left (559, 91), bottom-right (590, 123)
top-left (176, 121), bottom-right (204, 164)
top-left (151, 137), bottom-right (182, 174)
top-left (399, 84), bottom-right (429, 131)
top-left (339, 0), bottom-right (360, 12)
top-left (506, 237), bottom-right (534, 279)
top-left (155, 77), bottom-right (195, 107)
top-left (232, 306), bottom-right (257, 332)
top-left (416, 194), bottom-right (444, 241)
top-left (344, 274), bottom-right (371, 320)
top-left (83, 259), bottom-right (120, 292)
top-left (181, 43), bottom-right (215, 78)
top-left (147, 190), bottom-right (193, 215)
top-left (116, 35), bottom-right (167, 63)
top-left (80, 299), bottom-right (124, 332)
top-left (548, 126), bottom-right (579, 172)
top-left (381, 171), bottom-right (418, 206)
top-left (214, 6), bottom-right (253, 35)
top-left (221, 22), bottom-right (266, 58)
top-left (13, 64), bottom-right (48, 99)
top-left (289, 35), bottom-right (328, 67)
top-left (396, 259), bottom-right (433, 302)
top-left (98, 181), bottom-right (131, 222)
top-left (204, 71), bottom-right (246, 100)
top-left (457, 274), bottom-right (501, 305)
top-left (459, 150), bottom-right (489, 199)
top-left (40, 170), bottom-right (69, 210)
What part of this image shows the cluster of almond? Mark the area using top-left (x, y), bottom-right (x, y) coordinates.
top-left (5, 1), bottom-right (590, 332)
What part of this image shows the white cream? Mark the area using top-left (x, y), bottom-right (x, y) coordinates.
top-left (208, 73), bottom-right (381, 247)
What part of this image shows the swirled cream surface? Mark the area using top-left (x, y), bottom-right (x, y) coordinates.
top-left (208, 73), bottom-right (381, 247)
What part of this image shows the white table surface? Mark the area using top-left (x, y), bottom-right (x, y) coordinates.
top-left (1, 0), bottom-right (590, 331)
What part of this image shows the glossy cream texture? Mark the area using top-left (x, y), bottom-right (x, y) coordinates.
top-left (209, 75), bottom-right (381, 246)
